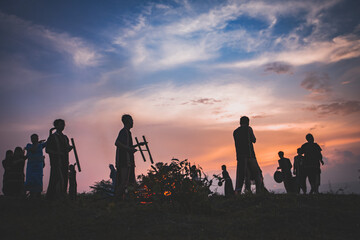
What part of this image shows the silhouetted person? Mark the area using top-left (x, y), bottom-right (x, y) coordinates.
top-left (109, 164), bottom-right (117, 192)
top-left (115, 114), bottom-right (144, 199)
top-left (68, 164), bottom-right (77, 200)
top-left (300, 133), bottom-right (324, 194)
top-left (277, 151), bottom-right (293, 193)
top-left (46, 119), bottom-right (73, 200)
top-left (190, 165), bottom-right (201, 181)
top-left (221, 165), bottom-right (234, 197)
top-left (2, 150), bottom-right (14, 196)
top-left (233, 116), bottom-right (262, 194)
top-left (24, 134), bottom-right (46, 198)
top-left (6, 147), bottom-right (27, 197)
top-left (293, 148), bottom-right (306, 194)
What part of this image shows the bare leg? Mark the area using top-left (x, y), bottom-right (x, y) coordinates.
top-left (235, 157), bottom-right (247, 194)
top-left (247, 158), bottom-right (262, 193)
top-left (244, 167), bottom-right (252, 193)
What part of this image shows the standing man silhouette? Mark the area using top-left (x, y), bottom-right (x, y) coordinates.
top-left (233, 116), bottom-right (262, 194)
top-left (293, 148), bottom-right (306, 194)
top-left (300, 133), bottom-right (324, 194)
top-left (46, 119), bottom-right (73, 200)
top-left (277, 151), bottom-right (293, 193)
top-left (114, 114), bottom-right (144, 199)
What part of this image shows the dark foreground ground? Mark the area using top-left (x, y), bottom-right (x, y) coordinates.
top-left (1, 194), bottom-right (359, 240)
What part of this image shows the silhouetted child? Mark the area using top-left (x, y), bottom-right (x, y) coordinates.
top-left (109, 164), bottom-right (117, 193)
top-left (222, 165), bottom-right (234, 197)
top-left (8, 147), bottom-right (27, 197)
top-left (2, 150), bottom-right (14, 196)
top-left (25, 134), bottom-right (46, 198)
top-left (68, 164), bottom-right (77, 200)
top-left (190, 165), bottom-right (200, 181)
top-left (300, 134), bottom-right (323, 194)
top-left (293, 148), bottom-right (306, 194)
top-left (277, 151), bottom-right (294, 193)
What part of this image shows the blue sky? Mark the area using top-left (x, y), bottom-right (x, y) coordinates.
top-left (0, 0), bottom-right (360, 193)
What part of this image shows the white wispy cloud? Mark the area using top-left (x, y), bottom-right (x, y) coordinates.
top-left (111, 0), bottom-right (344, 71)
top-left (0, 11), bottom-right (101, 67)
top-left (217, 35), bottom-right (360, 69)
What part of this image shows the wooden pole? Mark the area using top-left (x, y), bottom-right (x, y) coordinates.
top-left (71, 138), bottom-right (81, 172)
top-left (135, 137), bottom-right (146, 162)
top-left (143, 136), bottom-right (154, 164)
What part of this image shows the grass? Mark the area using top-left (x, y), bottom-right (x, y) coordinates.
top-left (0, 193), bottom-right (359, 240)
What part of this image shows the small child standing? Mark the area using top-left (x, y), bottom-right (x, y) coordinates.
top-left (222, 165), bottom-right (234, 197)
top-left (2, 150), bottom-right (14, 196)
top-left (25, 134), bottom-right (46, 198)
top-left (69, 164), bottom-right (77, 200)
top-left (293, 148), bottom-right (306, 194)
top-left (11, 147), bottom-right (27, 197)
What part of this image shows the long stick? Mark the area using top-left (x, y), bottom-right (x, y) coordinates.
top-left (143, 136), bottom-right (154, 164)
top-left (71, 138), bottom-right (81, 172)
top-left (135, 137), bottom-right (146, 162)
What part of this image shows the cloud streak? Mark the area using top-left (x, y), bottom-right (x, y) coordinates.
top-left (264, 62), bottom-right (293, 74)
top-left (0, 11), bottom-right (101, 67)
top-left (306, 100), bottom-right (360, 116)
top-left (217, 35), bottom-right (360, 69)
top-left (61, 80), bottom-right (277, 128)
top-left (301, 72), bottom-right (332, 99)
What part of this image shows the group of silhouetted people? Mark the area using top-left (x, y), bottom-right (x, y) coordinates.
top-left (3, 114), bottom-right (325, 199)
top-left (2, 135), bottom-right (46, 198)
top-left (2, 119), bottom-right (78, 200)
top-left (276, 133), bottom-right (324, 194)
top-left (217, 116), bottom-right (324, 196)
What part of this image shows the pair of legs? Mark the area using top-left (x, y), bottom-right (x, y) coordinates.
top-left (46, 155), bottom-right (66, 200)
top-left (235, 157), bottom-right (262, 194)
top-left (115, 167), bottom-right (130, 198)
top-left (305, 168), bottom-right (320, 194)
top-left (296, 172), bottom-right (307, 194)
top-left (283, 173), bottom-right (293, 193)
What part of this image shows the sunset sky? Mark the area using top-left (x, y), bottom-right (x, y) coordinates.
top-left (1, 0), bottom-right (359, 193)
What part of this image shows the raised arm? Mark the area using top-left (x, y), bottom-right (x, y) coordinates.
top-left (249, 127), bottom-right (256, 143)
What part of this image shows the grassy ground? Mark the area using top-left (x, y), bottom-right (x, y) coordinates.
top-left (0, 193), bottom-right (359, 240)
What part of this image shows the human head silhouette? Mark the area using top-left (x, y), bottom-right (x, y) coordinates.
top-left (53, 119), bottom-right (65, 132)
top-left (5, 150), bottom-right (13, 159)
top-left (306, 133), bottom-right (314, 143)
top-left (31, 134), bottom-right (39, 144)
top-left (14, 146), bottom-right (24, 157)
top-left (240, 116), bottom-right (249, 126)
top-left (109, 164), bottom-right (115, 170)
top-left (122, 114), bottom-right (133, 129)
top-left (278, 151), bottom-right (284, 158)
top-left (297, 148), bottom-right (302, 154)
top-left (221, 165), bottom-right (226, 171)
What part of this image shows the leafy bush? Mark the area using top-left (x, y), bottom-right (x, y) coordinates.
top-left (90, 180), bottom-right (113, 196)
top-left (136, 158), bottom-right (213, 212)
